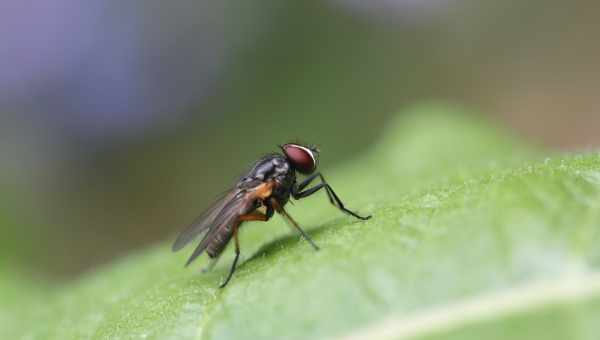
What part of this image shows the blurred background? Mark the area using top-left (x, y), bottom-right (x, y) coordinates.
top-left (1, 0), bottom-right (599, 279)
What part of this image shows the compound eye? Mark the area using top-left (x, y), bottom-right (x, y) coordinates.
top-left (283, 144), bottom-right (316, 174)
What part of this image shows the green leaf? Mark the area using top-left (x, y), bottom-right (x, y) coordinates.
top-left (2, 104), bottom-right (600, 339)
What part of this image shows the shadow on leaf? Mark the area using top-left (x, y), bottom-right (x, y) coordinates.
top-left (245, 216), bottom-right (354, 263)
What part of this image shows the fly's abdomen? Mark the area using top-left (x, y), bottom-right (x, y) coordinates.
top-left (206, 226), bottom-right (234, 258)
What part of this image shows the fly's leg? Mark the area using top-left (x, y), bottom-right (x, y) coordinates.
top-left (219, 221), bottom-right (241, 288)
top-left (292, 172), bottom-right (371, 220)
top-left (238, 212), bottom-right (269, 222)
top-left (296, 172), bottom-right (334, 205)
top-left (271, 198), bottom-right (319, 251)
top-left (218, 209), bottom-right (271, 288)
top-left (284, 210), bottom-right (320, 251)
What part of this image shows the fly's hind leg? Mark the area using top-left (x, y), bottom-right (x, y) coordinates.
top-left (219, 221), bottom-right (242, 288)
top-left (240, 202), bottom-right (274, 222)
top-left (292, 172), bottom-right (371, 220)
top-left (219, 208), bottom-right (272, 288)
top-left (238, 212), bottom-right (269, 222)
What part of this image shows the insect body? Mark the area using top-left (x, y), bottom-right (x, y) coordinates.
top-left (172, 143), bottom-right (371, 287)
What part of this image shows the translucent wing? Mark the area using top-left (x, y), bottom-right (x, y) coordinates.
top-left (183, 194), bottom-right (257, 266)
top-left (171, 189), bottom-right (240, 252)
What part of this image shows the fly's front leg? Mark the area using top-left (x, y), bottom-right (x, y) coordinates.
top-left (292, 172), bottom-right (371, 220)
top-left (296, 172), bottom-right (334, 205)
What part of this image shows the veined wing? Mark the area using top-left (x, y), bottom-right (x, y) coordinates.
top-left (171, 189), bottom-right (240, 252)
top-left (183, 193), bottom-right (257, 266)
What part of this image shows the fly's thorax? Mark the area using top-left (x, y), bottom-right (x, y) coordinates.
top-left (239, 154), bottom-right (295, 206)
top-left (272, 167), bottom-right (295, 206)
top-left (245, 154), bottom-right (292, 182)
top-left (271, 157), bottom-right (292, 181)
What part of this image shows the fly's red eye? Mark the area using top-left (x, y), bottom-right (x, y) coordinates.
top-left (283, 144), bottom-right (317, 174)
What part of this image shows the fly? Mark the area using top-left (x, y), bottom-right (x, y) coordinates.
top-left (172, 143), bottom-right (371, 287)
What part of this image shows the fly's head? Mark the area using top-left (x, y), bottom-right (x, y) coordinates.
top-left (280, 143), bottom-right (320, 174)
